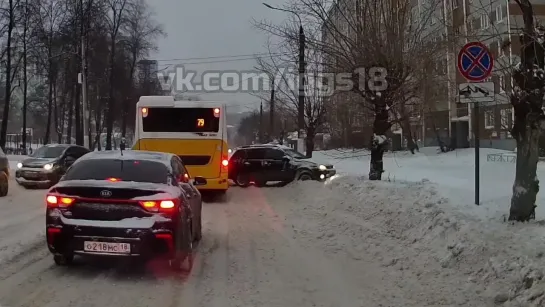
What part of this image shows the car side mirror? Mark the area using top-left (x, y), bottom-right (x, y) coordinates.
top-left (178, 174), bottom-right (189, 184)
top-left (192, 176), bottom-right (207, 186)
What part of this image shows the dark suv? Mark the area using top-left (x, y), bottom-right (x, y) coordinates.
top-left (228, 144), bottom-right (336, 187)
top-left (15, 144), bottom-right (90, 188)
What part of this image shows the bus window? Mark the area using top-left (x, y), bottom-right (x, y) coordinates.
top-left (142, 107), bottom-right (220, 132)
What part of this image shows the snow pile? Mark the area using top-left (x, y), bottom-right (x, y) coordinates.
top-left (276, 176), bottom-right (545, 306)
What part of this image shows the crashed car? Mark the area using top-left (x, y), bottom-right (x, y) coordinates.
top-left (45, 150), bottom-right (205, 271)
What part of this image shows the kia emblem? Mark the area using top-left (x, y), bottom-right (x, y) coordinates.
top-left (100, 190), bottom-right (112, 197)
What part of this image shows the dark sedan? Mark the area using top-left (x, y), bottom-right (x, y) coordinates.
top-left (45, 150), bottom-right (205, 271)
top-left (15, 144), bottom-right (90, 188)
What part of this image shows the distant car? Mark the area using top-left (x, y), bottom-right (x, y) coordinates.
top-left (0, 147), bottom-right (8, 196)
top-left (15, 144), bottom-right (90, 188)
top-left (45, 150), bottom-right (205, 271)
top-left (228, 144), bottom-right (336, 187)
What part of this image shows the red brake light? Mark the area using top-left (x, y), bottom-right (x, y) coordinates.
top-left (107, 177), bottom-right (121, 182)
top-left (139, 199), bottom-right (177, 212)
top-left (46, 195), bottom-right (75, 207)
top-left (159, 200), bottom-right (175, 209)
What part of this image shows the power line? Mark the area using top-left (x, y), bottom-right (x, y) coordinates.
top-left (151, 52), bottom-right (291, 62)
top-left (156, 54), bottom-right (293, 66)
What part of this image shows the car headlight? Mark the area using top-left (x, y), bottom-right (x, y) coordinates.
top-left (43, 163), bottom-right (53, 170)
top-left (319, 164), bottom-right (326, 170)
top-left (17, 162), bottom-right (22, 169)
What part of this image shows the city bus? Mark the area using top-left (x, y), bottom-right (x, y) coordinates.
top-left (133, 96), bottom-right (229, 195)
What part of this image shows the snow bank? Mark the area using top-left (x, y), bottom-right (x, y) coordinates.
top-left (312, 148), bottom-right (545, 221)
top-left (276, 176), bottom-right (545, 306)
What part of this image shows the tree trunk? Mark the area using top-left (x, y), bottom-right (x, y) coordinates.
top-left (305, 125), bottom-right (316, 158)
top-left (45, 72), bottom-right (54, 145)
top-left (106, 39), bottom-right (116, 150)
top-left (509, 117), bottom-right (540, 221)
top-left (0, 0), bottom-right (14, 150)
top-left (67, 85), bottom-right (74, 142)
top-left (401, 117), bottom-right (417, 153)
top-left (22, 7), bottom-right (28, 154)
top-left (508, 0), bottom-right (544, 221)
top-left (369, 99), bottom-right (389, 180)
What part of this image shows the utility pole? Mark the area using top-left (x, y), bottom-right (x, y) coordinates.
top-left (80, 0), bottom-right (89, 148)
top-left (269, 79), bottom-right (275, 142)
top-left (259, 101), bottom-right (263, 143)
top-left (298, 24), bottom-right (305, 139)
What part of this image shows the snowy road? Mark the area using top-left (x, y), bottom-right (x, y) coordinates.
top-left (0, 176), bottom-right (543, 306)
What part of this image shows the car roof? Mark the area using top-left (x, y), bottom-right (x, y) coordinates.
top-left (79, 150), bottom-right (174, 166)
top-left (236, 144), bottom-right (284, 150)
top-left (42, 144), bottom-right (71, 148)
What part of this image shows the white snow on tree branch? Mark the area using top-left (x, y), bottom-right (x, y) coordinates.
top-left (513, 184), bottom-right (527, 197)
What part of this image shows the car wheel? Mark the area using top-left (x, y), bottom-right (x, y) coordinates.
top-left (298, 172), bottom-right (313, 181)
top-left (170, 219), bottom-right (194, 272)
top-left (53, 254), bottom-right (74, 266)
top-left (193, 215), bottom-right (202, 242)
top-left (254, 180), bottom-right (266, 187)
top-left (0, 171), bottom-right (8, 197)
top-left (235, 174), bottom-right (250, 187)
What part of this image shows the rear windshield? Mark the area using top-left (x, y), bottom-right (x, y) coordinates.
top-left (62, 159), bottom-right (169, 184)
top-left (142, 107), bottom-right (220, 132)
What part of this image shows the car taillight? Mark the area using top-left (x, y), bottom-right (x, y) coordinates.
top-left (106, 177), bottom-right (121, 182)
top-left (139, 199), bottom-right (177, 212)
top-left (46, 195), bottom-right (75, 207)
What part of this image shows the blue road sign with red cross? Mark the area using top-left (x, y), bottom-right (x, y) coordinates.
top-left (457, 42), bottom-right (494, 82)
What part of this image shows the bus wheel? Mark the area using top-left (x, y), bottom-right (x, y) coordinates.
top-left (235, 174), bottom-right (250, 187)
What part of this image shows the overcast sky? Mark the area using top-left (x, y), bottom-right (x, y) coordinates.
top-left (149, 0), bottom-right (289, 113)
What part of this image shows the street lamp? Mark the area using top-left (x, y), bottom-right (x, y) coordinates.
top-left (263, 3), bottom-right (305, 140)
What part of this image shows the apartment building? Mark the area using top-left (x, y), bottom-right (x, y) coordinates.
top-left (448, 0), bottom-right (545, 151)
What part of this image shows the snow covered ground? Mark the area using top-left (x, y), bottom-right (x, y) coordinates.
top-left (312, 147), bottom-right (539, 221)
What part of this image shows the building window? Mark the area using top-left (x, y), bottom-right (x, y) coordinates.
top-left (485, 110), bottom-right (495, 129)
top-left (496, 6), bottom-right (504, 23)
top-left (497, 40), bottom-right (504, 57)
top-left (481, 14), bottom-right (490, 29)
top-left (501, 108), bottom-right (512, 130)
top-left (499, 75), bottom-right (506, 92)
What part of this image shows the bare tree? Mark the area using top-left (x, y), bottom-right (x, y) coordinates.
top-left (256, 0), bottom-right (447, 178)
top-left (254, 39), bottom-right (326, 157)
top-left (104, 0), bottom-right (127, 150)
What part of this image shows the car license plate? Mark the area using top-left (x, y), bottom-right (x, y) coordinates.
top-left (83, 241), bottom-right (131, 254)
top-left (25, 172), bottom-right (39, 178)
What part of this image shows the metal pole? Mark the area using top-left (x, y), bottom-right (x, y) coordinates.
top-left (81, 36), bottom-right (89, 148)
top-left (298, 25), bottom-right (305, 138)
top-left (269, 79), bottom-right (275, 142)
top-left (474, 101), bottom-right (480, 205)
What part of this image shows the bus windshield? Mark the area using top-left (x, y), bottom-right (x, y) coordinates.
top-left (142, 107), bottom-right (220, 132)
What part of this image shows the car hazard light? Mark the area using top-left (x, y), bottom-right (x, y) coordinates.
top-left (139, 199), bottom-right (178, 212)
top-left (46, 194), bottom-right (76, 207)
